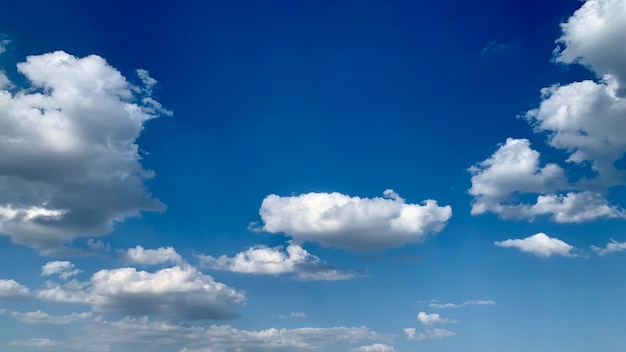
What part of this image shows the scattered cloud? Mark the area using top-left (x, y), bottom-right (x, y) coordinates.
top-left (198, 243), bottom-right (358, 281)
top-left (290, 312), bottom-right (307, 318)
top-left (256, 190), bottom-right (452, 251)
top-left (406, 311), bottom-right (456, 340)
top-left (591, 238), bottom-right (626, 255)
top-left (37, 264), bottom-right (246, 321)
top-left (495, 232), bottom-right (574, 257)
top-left (0, 36), bottom-right (9, 54)
top-left (0, 278), bottom-right (30, 298)
top-left (428, 299), bottom-right (496, 309)
top-left (83, 316), bottom-right (387, 351)
top-left (349, 343), bottom-right (395, 352)
top-left (42, 261), bottom-right (82, 279)
top-left (124, 245), bottom-right (182, 265)
top-left (0, 51), bottom-right (168, 253)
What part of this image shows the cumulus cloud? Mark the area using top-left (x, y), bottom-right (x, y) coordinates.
top-left (407, 311), bottom-right (456, 340)
top-left (198, 243), bottom-right (357, 281)
top-left (0, 278), bottom-right (30, 298)
top-left (349, 343), bottom-right (395, 352)
top-left (591, 238), bottom-right (626, 255)
top-left (42, 261), bottom-right (81, 279)
top-left (5, 309), bottom-right (91, 324)
top-left (124, 245), bottom-right (182, 265)
top-left (428, 299), bottom-right (496, 309)
top-left (555, 0), bottom-right (626, 93)
top-left (471, 0), bottom-right (626, 223)
top-left (495, 232), bottom-right (574, 257)
top-left (0, 51), bottom-right (168, 253)
top-left (257, 190), bottom-right (452, 251)
top-left (37, 264), bottom-right (245, 321)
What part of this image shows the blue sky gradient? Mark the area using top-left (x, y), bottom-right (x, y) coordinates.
top-left (1, 1), bottom-right (626, 351)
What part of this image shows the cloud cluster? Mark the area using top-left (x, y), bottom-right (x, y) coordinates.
top-left (0, 278), bottom-right (30, 298)
top-left (0, 51), bottom-right (168, 253)
top-left (257, 190), bottom-right (452, 251)
top-left (405, 311), bottom-right (455, 341)
top-left (495, 232), bottom-right (574, 257)
top-left (198, 243), bottom-right (357, 281)
top-left (2, 309), bottom-right (92, 324)
top-left (469, 0), bottom-right (626, 224)
top-left (37, 264), bottom-right (246, 321)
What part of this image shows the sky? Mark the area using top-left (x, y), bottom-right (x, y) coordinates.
top-left (0, 0), bottom-right (626, 351)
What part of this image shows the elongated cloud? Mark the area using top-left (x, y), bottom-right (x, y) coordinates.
top-left (0, 51), bottom-right (168, 253)
top-left (591, 238), bottom-right (626, 255)
top-left (495, 232), bottom-right (574, 257)
top-left (198, 243), bottom-right (357, 281)
top-left (257, 190), bottom-right (451, 251)
top-left (124, 246), bottom-right (182, 265)
top-left (42, 261), bottom-right (81, 280)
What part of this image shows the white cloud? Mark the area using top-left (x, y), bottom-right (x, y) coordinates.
top-left (0, 37), bottom-right (9, 54)
top-left (7, 310), bottom-right (92, 324)
top-left (417, 328), bottom-right (455, 340)
top-left (417, 312), bottom-right (450, 325)
top-left (428, 299), bottom-right (496, 309)
top-left (0, 51), bottom-right (168, 253)
top-left (83, 316), bottom-right (386, 351)
top-left (257, 190), bottom-right (452, 251)
top-left (0, 278), bottom-right (30, 298)
top-left (37, 264), bottom-right (245, 321)
top-left (591, 238), bottom-right (626, 255)
top-left (9, 338), bottom-right (57, 348)
top-left (495, 232), bottom-right (574, 257)
top-left (124, 245), bottom-right (182, 265)
top-left (349, 343), bottom-right (395, 352)
top-left (403, 327), bottom-right (417, 340)
top-left (290, 312), bottom-right (307, 318)
top-left (42, 261), bottom-right (81, 279)
top-left (198, 243), bottom-right (357, 281)
top-left (469, 139), bottom-right (624, 222)
top-left (555, 0), bottom-right (626, 93)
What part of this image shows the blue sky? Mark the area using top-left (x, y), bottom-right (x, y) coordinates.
top-left (1, 0), bottom-right (626, 351)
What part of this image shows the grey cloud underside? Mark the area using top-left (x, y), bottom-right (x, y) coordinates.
top-left (0, 51), bottom-right (167, 252)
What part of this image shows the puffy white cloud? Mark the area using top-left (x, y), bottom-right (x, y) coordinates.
top-left (349, 343), bottom-right (395, 352)
top-left (41, 261), bottom-right (81, 279)
top-left (124, 245), bottom-right (182, 265)
top-left (0, 278), bottom-right (30, 298)
top-left (417, 312), bottom-right (450, 325)
top-left (6, 309), bottom-right (91, 324)
top-left (469, 139), bottom-right (624, 222)
top-left (591, 238), bottom-right (626, 255)
top-left (37, 264), bottom-right (246, 321)
top-left (555, 0), bottom-right (626, 92)
top-left (0, 51), bottom-right (168, 253)
top-left (417, 328), bottom-right (455, 340)
top-left (495, 232), bottom-right (574, 257)
top-left (257, 190), bottom-right (452, 251)
top-left (9, 338), bottom-right (57, 348)
top-left (198, 243), bottom-right (357, 281)
top-left (428, 299), bottom-right (496, 309)
top-left (525, 78), bottom-right (626, 186)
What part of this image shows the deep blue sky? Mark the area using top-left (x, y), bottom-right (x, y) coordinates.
top-left (1, 1), bottom-right (625, 351)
